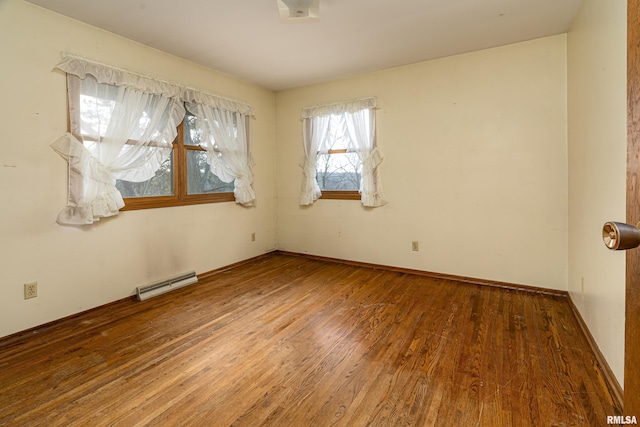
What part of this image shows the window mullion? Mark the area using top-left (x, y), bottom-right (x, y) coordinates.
top-left (176, 121), bottom-right (187, 201)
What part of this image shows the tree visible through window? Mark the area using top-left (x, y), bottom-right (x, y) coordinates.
top-left (315, 113), bottom-right (362, 192)
top-left (115, 154), bottom-right (174, 198)
top-left (69, 76), bottom-right (239, 211)
top-left (52, 56), bottom-right (255, 225)
top-left (183, 113), bottom-right (235, 195)
top-left (299, 97), bottom-right (387, 207)
top-left (112, 114), bottom-right (237, 209)
top-left (113, 113), bottom-right (235, 200)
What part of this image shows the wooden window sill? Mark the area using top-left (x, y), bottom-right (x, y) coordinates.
top-left (319, 191), bottom-right (361, 201)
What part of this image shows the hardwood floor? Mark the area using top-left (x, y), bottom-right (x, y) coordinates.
top-left (0, 253), bottom-right (622, 426)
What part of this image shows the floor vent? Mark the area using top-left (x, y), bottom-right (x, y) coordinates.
top-left (136, 271), bottom-right (198, 301)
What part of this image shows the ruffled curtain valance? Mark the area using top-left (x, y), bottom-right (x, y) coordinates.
top-left (301, 97), bottom-right (377, 119)
top-left (56, 55), bottom-right (255, 116)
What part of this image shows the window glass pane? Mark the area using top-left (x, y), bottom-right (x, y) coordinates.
top-left (116, 153), bottom-right (174, 197)
top-left (79, 94), bottom-right (115, 137)
top-left (77, 77), bottom-right (172, 146)
top-left (316, 152), bottom-right (361, 191)
top-left (186, 150), bottom-right (234, 194)
top-left (183, 113), bottom-right (202, 147)
top-left (326, 113), bottom-right (351, 151)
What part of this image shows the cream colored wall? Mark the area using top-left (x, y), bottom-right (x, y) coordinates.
top-left (0, 0), bottom-right (277, 338)
top-left (4, 0), bottom-right (623, 389)
top-left (567, 0), bottom-right (627, 385)
top-left (0, 0), bottom-right (625, 392)
top-left (276, 35), bottom-right (568, 291)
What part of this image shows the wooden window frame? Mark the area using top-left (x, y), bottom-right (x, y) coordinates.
top-left (119, 121), bottom-right (235, 211)
top-left (67, 79), bottom-right (235, 211)
top-left (317, 148), bottom-right (361, 201)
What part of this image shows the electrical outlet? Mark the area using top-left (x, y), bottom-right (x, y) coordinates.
top-left (24, 282), bottom-right (38, 299)
top-left (251, 232), bottom-right (256, 242)
top-left (412, 241), bottom-right (419, 252)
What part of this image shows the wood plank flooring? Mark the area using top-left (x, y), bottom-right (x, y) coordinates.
top-left (0, 253), bottom-right (622, 426)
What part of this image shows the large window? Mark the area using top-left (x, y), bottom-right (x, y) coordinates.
top-left (51, 56), bottom-right (255, 225)
top-left (51, 55), bottom-right (255, 225)
top-left (67, 76), bottom-right (243, 211)
top-left (300, 98), bottom-right (387, 207)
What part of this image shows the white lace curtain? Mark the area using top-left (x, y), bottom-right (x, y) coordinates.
top-left (299, 115), bottom-right (330, 205)
top-left (185, 103), bottom-right (255, 206)
top-left (51, 55), bottom-right (255, 225)
top-left (299, 98), bottom-right (387, 207)
top-left (51, 74), bottom-right (184, 224)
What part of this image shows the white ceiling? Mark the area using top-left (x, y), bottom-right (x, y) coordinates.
top-left (26, 0), bottom-right (582, 91)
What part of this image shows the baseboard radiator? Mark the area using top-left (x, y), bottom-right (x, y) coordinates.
top-left (136, 271), bottom-right (198, 301)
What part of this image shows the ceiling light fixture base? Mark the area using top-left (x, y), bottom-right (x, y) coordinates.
top-left (276, 0), bottom-right (320, 23)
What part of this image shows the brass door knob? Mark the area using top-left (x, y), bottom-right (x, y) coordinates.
top-left (602, 221), bottom-right (640, 250)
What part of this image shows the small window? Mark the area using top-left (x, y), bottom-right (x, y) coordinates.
top-left (300, 98), bottom-right (386, 206)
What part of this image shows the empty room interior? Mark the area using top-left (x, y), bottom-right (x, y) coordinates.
top-left (0, 0), bottom-right (632, 425)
